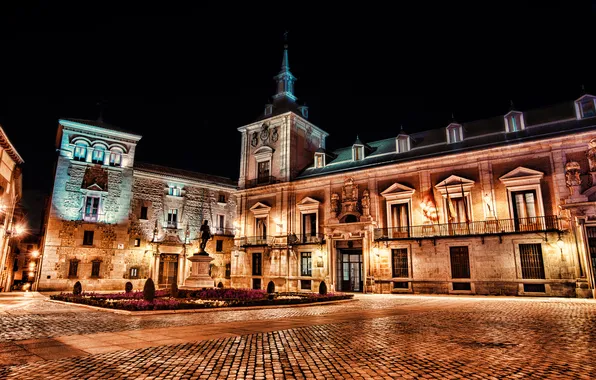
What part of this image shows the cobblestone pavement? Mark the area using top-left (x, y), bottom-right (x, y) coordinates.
top-left (1, 294), bottom-right (595, 379)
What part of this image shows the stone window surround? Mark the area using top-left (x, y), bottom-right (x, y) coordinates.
top-left (81, 190), bottom-right (105, 223)
top-left (387, 243), bottom-right (413, 282)
top-left (250, 202), bottom-right (271, 238)
top-left (254, 146), bottom-right (274, 180)
top-left (434, 176), bottom-right (475, 222)
top-left (513, 239), bottom-right (551, 295)
top-left (296, 197), bottom-right (320, 237)
top-left (381, 183), bottom-right (415, 234)
top-left (445, 242), bottom-right (475, 294)
top-left (504, 110), bottom-right (526, 133)
top-left (70, 137), bottom-right (128, 167)
top-left (314, 152), bottom-right (325, 168)
top-left (352, 144), bottom-right (364, 161)
top-left (499, 167), bottom-right (546, 219)
top-left (395, 135), bottom-right (411, 153)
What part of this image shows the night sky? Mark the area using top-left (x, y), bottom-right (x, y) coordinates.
top-left (0, 2), bottom-right (595, 231)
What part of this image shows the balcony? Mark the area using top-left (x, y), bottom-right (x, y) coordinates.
top-left (237, 233), bottom-right (325, 248)
top-left (245, 176), bottom-right (278, 189)
top-left (213, 227), bottom-right (235, 236)
top-left (81, 211), bottom-right (106, 223)
top-left (374, 216), bottom-right (561, 243)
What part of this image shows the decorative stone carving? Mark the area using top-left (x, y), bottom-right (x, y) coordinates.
top-left (260, 123), bottom-right (269, 142)
top-left (565, 161), bottom-right (582, 196)
top-left (587, 138), bottom-right (596, 172)
top-left (82, 165), bottom-right (109, 191)
top-left (330, 193), bottom-right (340, 217)
top-left (341, 177), bottom-right (359, 214)
top-left (271, 127), bottom-right (279, 142)
top-left (361, 189), bottom-right (370, 217)
top-left (251, 132), bottom-right (258, 147)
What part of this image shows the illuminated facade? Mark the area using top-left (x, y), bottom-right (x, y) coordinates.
top-left (37, 119), bottom-right (237, 291)
top-left (0, 126), bottom-right (24, 292)
top-left (233, 43), bottom-right (596, 298)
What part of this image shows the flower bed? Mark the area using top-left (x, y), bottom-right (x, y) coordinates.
top-left (50, 288), bottom-right (354, 311)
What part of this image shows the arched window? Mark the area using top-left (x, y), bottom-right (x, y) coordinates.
top-left (109, 149), bottom-right (122, 167)
top-left (73, 143), bottom-right (88, 161)
top-left (92, 146), bottom-right (105, 164)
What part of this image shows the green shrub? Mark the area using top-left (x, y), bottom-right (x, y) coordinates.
top-left (73, 281), bottom-right (82, 296)
top-left (319, 281), bottom-right (327, 295)
top-left (125, 281), bottom-right (133, 293)
top-left (171, 281), bottom-right (179, 298)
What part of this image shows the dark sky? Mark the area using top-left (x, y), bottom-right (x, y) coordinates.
top-left (0, 2), bottom-right (595, 230)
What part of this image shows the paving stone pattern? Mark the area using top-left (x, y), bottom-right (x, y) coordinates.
top-left (1, 295), bottom-right (595, 379)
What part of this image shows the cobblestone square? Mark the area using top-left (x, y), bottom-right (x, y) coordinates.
top-left (1, 293), bottom-right (595, 379)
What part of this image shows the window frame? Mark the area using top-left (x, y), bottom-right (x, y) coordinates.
top-left (396, 135), bottom-right (410, 153)
top-left (504, 111), bottom-right (525, 132)
top-left (91, 260), bottom-right (101, 278)
top-left (83, 230), bottom-right (94, 246)
top-left (391, 248), bottom-right (409, 278)
top-left (73, 143), bottom-right (88, 162)
top-left (83, 195), bottom-right (101, 222)
top-left (446, 124), bottom-right (463, 143)
top-left (167, 209), bottom-right (178, 228)
top-left (301, 251), bottom-right (312, 276)
top-left (352, 145), bottom-right (364, 161)
top-left (68, 259), bottom-right (79, 278)
top-left (129, 267), bottom-right (139, 279)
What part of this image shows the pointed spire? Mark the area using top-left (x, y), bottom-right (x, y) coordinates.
top-left (509, 99), bottom-right (516, 111)
top-left (273, 31), bottom-right (297, 102)
top-left (96, 98), bottom-right (105, 122)
top-left (581, 83), bottom-right (587, 95)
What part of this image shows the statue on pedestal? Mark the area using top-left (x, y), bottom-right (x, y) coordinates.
top-left (361, 189), bottom-right (370, 217)
top-left (199, 220), bottom-right (212, 253)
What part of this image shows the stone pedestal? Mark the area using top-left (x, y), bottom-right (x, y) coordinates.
top-left (184, 251), bottom-right (214, 288)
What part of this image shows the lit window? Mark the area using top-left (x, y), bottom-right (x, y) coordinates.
top-left (396, 136), bottom-right (409, 153)
top-left (73, 144), bottom-right (87, 161)
top-left (505, 112), bottom-right (524, 132)
top-left (83, 196), bottom-right (100, 222)
top-left (134, 238), bottom-right (141, 247)
top-left (129, 267), bottom-right (139, 279)
top-left (353, 146), bottom-right (364, 160)
top-left (447, 125), bottom-right (462, 143)
top-left (301, 252), bottom-right (312, 276)
top-left (257, 161), bottom-right (270, 184)
top-left (168, 186), bottom-right (181, 196)
top-left (314, 153), bottom-right (325, 168)
top-left (580, 98), bottom-right (596, 118)
top-left (109, 152), bottom-right (122, 167)
top-left (91, 148), bottom-right (105, 164)
top-left (167, 209), bottom-right (178, 228)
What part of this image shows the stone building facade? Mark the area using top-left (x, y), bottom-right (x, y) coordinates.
top-left (232, 43), bottom-right (596, 298)
top-left (0, 125), bottom-right (24, 292)
top-left (36, 119), bottom-right (237, 291)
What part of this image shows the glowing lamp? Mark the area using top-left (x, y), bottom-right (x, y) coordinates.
top-left (28, 271), bottom-right (34, 277)
top-left (557, 238), bottom-right (565, 250)
top-left (29, 262), bottom-right (36, 269)
top-left (14, 224), bottom-right (25, 236)
top-left (31, 250), bottom-right (39, 258)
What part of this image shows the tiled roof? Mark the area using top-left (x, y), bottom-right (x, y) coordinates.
top-left (297, 99), bottom-right (594, 179)
top-left (134, 162), bottom-right (237, 188)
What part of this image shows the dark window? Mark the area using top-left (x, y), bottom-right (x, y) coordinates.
top-left (13, 259), bottom-right (18, 271)
top-left (91, 261), bottom-right (101, 277)
top-left (580, 98), bottom-right (596, 118)
top-left (27, 244), bottom-right (33, 251)
top-left (257, 161), bottom-right (270, 183)
top-left (218, 194), bottom-right (226, 203)
top-left (523, 284), bottom-right (545, 292)
top-left (134, 238), bottom-right (141, 247)
top-left (129, 267), bottom-right (139, 279)
top-left (393, 281), bottom-right (409, 289)
top-left (392, 248), bottom-right (408, 278)
top-left (453, 283), bottom-right (471, 291)
top-left (300, 279), bottom-right (311, 290)
top-left (22, 271), bottom-right (29, 282)
top-left (252, 278), bottom-right (261, 289)
top-left (252, 252), bottom-right (262, 276)
top-left (450, 246), bottom-right (470, 279)
top-left (68, 260), bottom-right (79, 277)
top-left (83, 231), bottom-right (94, 246)
top-left (225, 263), bottom-right (231, 279)
top-left (302, 213), bottom-right (317, 239)
top-left (216, 240), bottom-right (223, 252)
top-left (519, 244), bottom-right (546, 279)
top-left (301, 252), bottom-right (312, 276)
top-left (140, 206), bottom-right (148, 220)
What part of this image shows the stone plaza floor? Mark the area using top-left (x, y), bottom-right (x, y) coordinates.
top-left (0, 292), bottom-right (595, 379)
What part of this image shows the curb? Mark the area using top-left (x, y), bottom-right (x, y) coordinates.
top-left (45, 297), bottom-right (358, 315)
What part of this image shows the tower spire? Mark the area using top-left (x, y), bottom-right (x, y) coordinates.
top-left (273, 31), bottom-right (297, 102)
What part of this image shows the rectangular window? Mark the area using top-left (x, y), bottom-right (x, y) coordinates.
top-left (512, 190), bottom-right (538, 220)
top-left (448, 127), bottom-right (461, 143)
top-left (140, 206), bottom-right (148, 220)
top-left (74, 145), bottom-right (87, 161)
top-left (581, 98), bottom-right (596, 118)
top-left (167, 209), bottom-right (178, 228)
top-left (257, 161), bottom-right (270, 183)
top-left (218, 194), bottom-right (226, 203)
top-left (91, 261), bottom-right (101, 277)
top-left (84, 196), bottom-right (100, 222)
top-left (83, 231), bottom-right (94, 246)
top-left (300, 279), bottom-right (311, 290)
top-left (390, 203), bottom-right (409, 234)
top-left (218, 214), bottom-right (225, 233)
top-left (129, 267), bottom-right (139, 279)
top-left (68, 260), bottom-right (79, 277)
top-left (225, 263), bottom-right (231, 279)
top-left (519, 244), bottom-right (546, 279)
top-left (255, 217), bottom-right (267, 241)
top-left (109, 152), bottom-right (122, 167)
top-left (252, 252), bottom-right (262, 276)
top-left (13, 258), bottom-right (18, 272)
top-left (134, 238), bottom-right (141, 247)
top-left (302, 213), bottom-right (317, 241)
top-left (315, 154), bottom-right (324, 168)
top-left (216, 240), bottom-right (223, 252)
top-left (397, 137), bottom-right (408, 152)
top-left (450, 246), bottom-right (470, 279)
top-left (301, 252), bottom-right (312, 276)
top-left (353, 146), bottom-right (363, 160)
top-left (508, 114), bottom-right (522, 132)
top-left (168, 186), bottom-right (181, 196)
top-left (453, 197), bottom-right (469, 224)
top-left (252, 278), bottom-right (261, 290)
top-left (91, 149), bottom-right (105, 164)
top-left (391, 248), bottom-right (408, 278)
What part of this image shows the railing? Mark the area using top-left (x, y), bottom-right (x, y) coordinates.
top-left (374, 216), bottom-right (561, 241)
top-left (287, 233), bottom-right (325, 245)
top-left (80, 211), bottom-right (107, 223)
top-left (238, 236), bottom-right (274, 246)
top-left (237, 233), bottom-right (325, 247)
top-left (213, 227), bottom-right (236, 236)
top-left (245, 176), bottom-right (278, 189)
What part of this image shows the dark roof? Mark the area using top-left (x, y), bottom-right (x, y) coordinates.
top-left (297, 99), bottom-right (594, 179)
top-left (134, 161), bottom-right (237, 188)
top-left (254, 97), bottom-right (304, 122)
top-left (60, 118), bottom-right (141, 137)
top-left (0, 125), bottom-right (24, 164)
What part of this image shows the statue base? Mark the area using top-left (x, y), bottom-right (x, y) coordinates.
top-left (184, 250), bottom-right (214, 288)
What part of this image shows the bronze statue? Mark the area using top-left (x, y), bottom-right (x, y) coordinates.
top-left (199, 220), bottom-right (212, 252)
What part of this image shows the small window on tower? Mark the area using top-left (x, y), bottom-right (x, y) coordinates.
top-left (140, 206), bottom-right (148, 220)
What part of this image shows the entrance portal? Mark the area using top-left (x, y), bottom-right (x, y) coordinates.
top-left (337, 249), bottom-right (363, 292)
top-left (159, 254), bottom-right (179, 288)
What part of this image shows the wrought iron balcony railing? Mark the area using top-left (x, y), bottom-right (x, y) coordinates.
top-left (213, 227), bottom-right (236, 236)
top-left (374, 216), bottom-right (561, 241)
top-left (245, 176), bottom-right (278, 189)
top-left (237, 233), bottom-right (326, 248)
